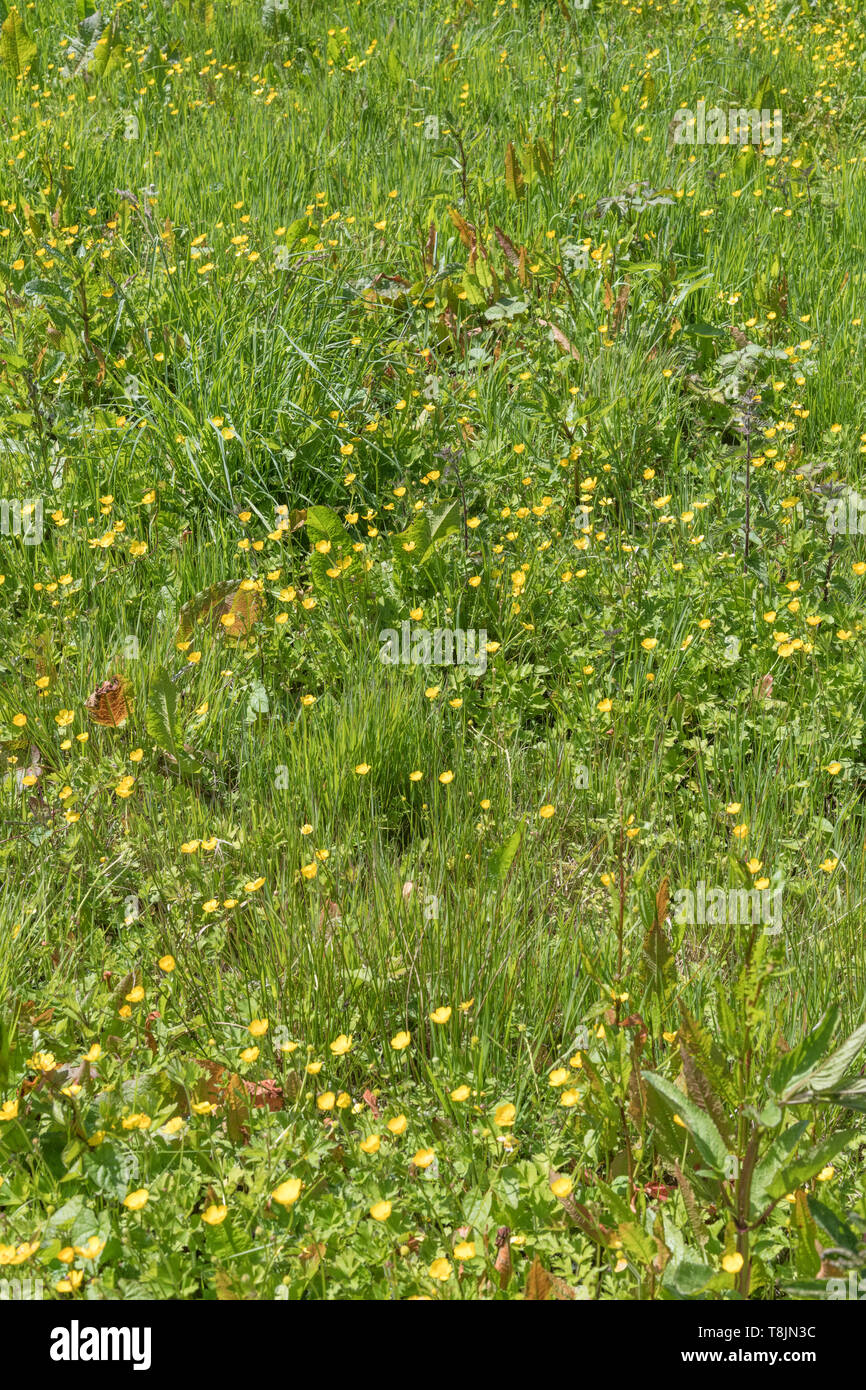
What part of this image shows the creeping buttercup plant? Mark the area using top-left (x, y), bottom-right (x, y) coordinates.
top-left (3, 0), bottom-right (866, 1300)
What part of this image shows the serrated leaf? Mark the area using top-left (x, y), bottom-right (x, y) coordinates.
top-left (677, 1006), bottom-right (737, 1107)
top-left (679, 1047), bottom-right (734, 1148)
top-left (145, 668), bottom-right (180, 760)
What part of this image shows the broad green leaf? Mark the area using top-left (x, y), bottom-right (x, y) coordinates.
top-left (642, 1071), bottom-right (728, 1173)
top-left (768, 1130), bottom-right (857, 1200)
top-left (663, 1253), bottom-right (715, 1297)
top-left (807, 1196), bottom-right (859, 1255)
top-left (427, 501), bottom-right (462, 548)
top-left (535, 137), bottom-right (553, 178)
top-left (771, 1008), bottom-right (839, 1100)
top-left (484, 296), bottom-right (528, 322)
top-left (505, 142), bottom-right (524, 200)
top-left (306, 504), bottom-right (352, 550)
top-left (392, 513), bottom-right (432, 569)
top-left (608, 97), bottom-right (626, 140)
top-left (806, 1021), bottom-right (866, 1092)
top-left (488, 826), bottom-right (523, 884)
top-left (617, 1220), bottom-right (657, 1265)
top-left (1, 7), bottom-right (35, 76)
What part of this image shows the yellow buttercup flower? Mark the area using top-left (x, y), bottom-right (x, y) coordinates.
top-left (272, 1178), bottom-right (302, 1206)
top-left (123, 1189), bottom-right (150, 1211)
top-left (201, 1204), bottom-right (228, 1226)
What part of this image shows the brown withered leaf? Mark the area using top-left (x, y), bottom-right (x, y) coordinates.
top-left (318, 899), bottom-right (342, 930)
top-left (494, 1227), bottom-right (512, 1289)
top-left (223, 1072), bottom-right (251, 1144)
top-left (247, 1077), bottom-right (284, 1112)
top-left (216, 585), bottom-right (260, 639)
top-left (612, 278), bottom-right (630, 334)
top-left (84, 676), bottom-right (133, 727)
top-left (300, 1242), bottom-right (327, 1267)
top-left (447, 205), bottom-right (476, 251)
top-left (524, 1255), bottom-right (552, 1301)
top-left (175, 580), bottom-right (258, 644)
top-left (538, 317), bottom-right (580, 361)
top-left (656, 876), bottom-right (670, 928)
top-left (423, 221), bottom-right (436, 273)
top-left (493, 225), bottom-right (521, 270)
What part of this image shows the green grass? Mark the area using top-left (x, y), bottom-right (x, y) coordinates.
top-left (1, 0), bottom-right (866, 1300)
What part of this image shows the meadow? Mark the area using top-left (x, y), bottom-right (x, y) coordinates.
top-left (1, 0), bottom-right (866, 1302)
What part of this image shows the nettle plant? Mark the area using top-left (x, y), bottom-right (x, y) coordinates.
top-left (568, 882), bottom-right (866, 1299)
